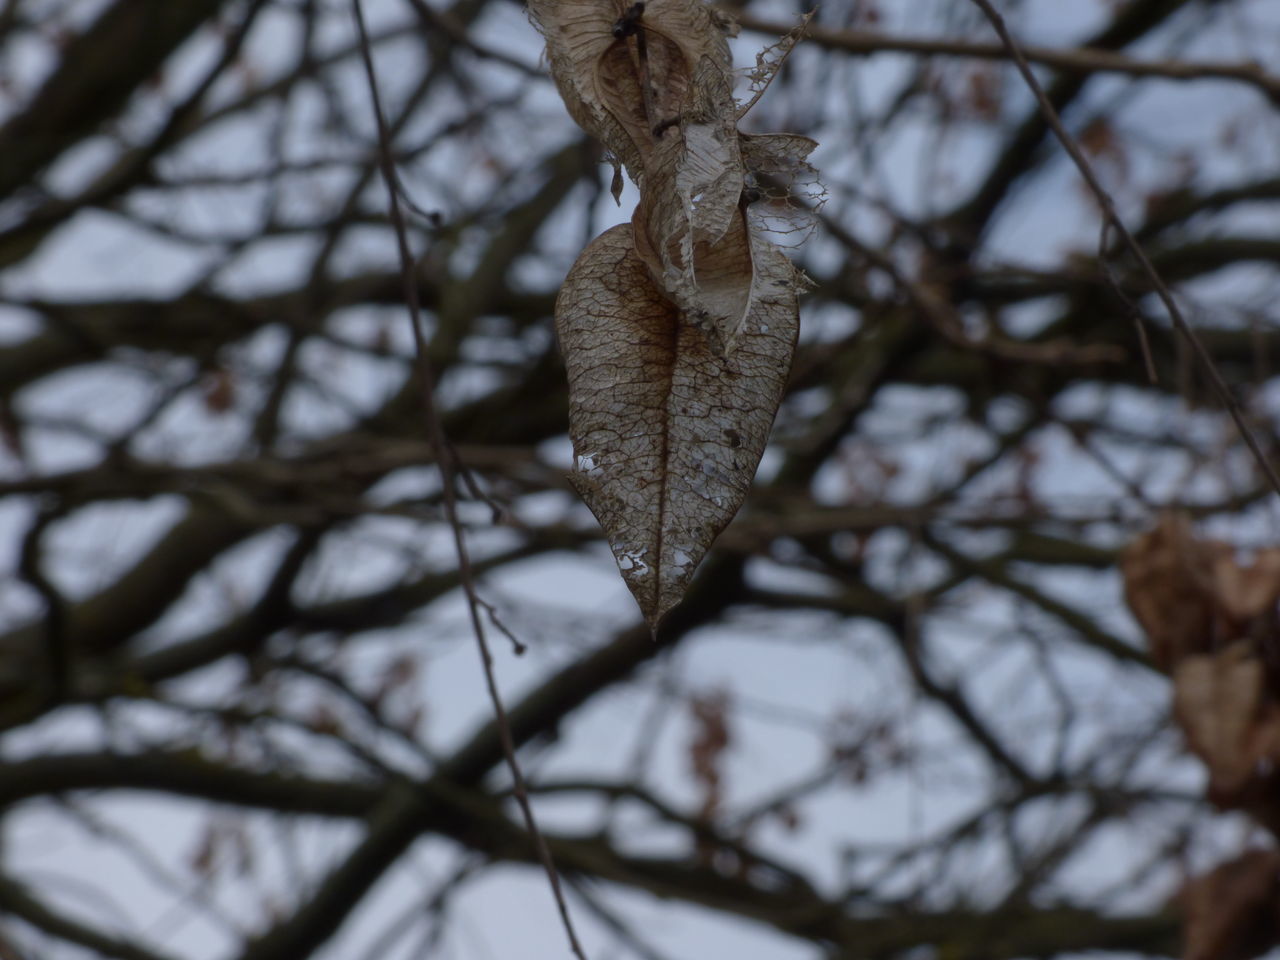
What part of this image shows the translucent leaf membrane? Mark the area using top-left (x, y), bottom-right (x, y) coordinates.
top-left (742, 132), bottom-right (823, 247)
top-left (556, 223), bottom-right (800, 629)
top-left (532, 0), bottom-right (820, 624)
top-left (632, 122), bottom-right (746, 349)
top-left (634, 131), bottom-right (820, 350)
top-left (527, 0), bottom-right (736, 180)
top-left (736, 11), bottom-right (814, 120)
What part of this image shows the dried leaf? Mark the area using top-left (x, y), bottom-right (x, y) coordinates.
top-left (1182, 849), bottom-right (1280, 960)
top-left (557, 222), bottom-right (799, 628)
top-left (689, 688), bottom-right (732, 821)
top-left (773, 803), bottom-right (802, 832)
top-left (610, 158), bottom-right (625, 204)
top-left (635, 134), bottom-right (817, 351)
top-left (306, 703), bottom-right (343, 737)
top-left (1122, 512), bottom-right (1280, 670)
top-left (535, 0), bottom-right (816, 623)
top-left (1173, 642), bottom-right (1280, 802)
top-left (633, 189), bottom-right (746, 351)
top-left (1213, 546), bottom-right (1280, 624)
top-left (1122, 513), bottom-right (1219, 669)
top-left (202, 366), bottom-right (237, 415)
top-left (736, 11), bottom-right (813, 120)
top-left (740, 133), bottom-right (820, 203)
top-left (527, 0), bottom-right (737, 180)
top-left (962, 67), bottom-right (1001, 122)
top-left (740, 132), bottom-right (822, 245)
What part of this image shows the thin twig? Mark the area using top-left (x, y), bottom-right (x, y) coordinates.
top-left (349, 3), bottom-right (589, 958)
top-left (731, 12), bottom-right (1280, 103)
top-left (967, 0), bottom-right (1280, 499)
top-left (823, 213), bottom-right (1124, 366)
top-left (1098, 221), bottom-right (1157, 384)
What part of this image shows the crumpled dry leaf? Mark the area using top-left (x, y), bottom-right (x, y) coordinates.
top-left (1182, 849), bottom-right (1280, 960)
top-left (634, 133), bottom-right (817, 351)
top-left (533, 0), bottom-right (817, 625)
top-left (532, 0), bottom-right (818, 352)
top-left (1127, 513), bottom-right (1280, 840)
top-left (741, 132), bottom-right (822, 235)
top-left (527, 0), bottom-right (737, 181)
top-left (1121, 512), bottom-right (1220, 670)
top-left (1121, 512), bottom-right (1280, 670)
top-left (1173, 641), bottom-right (1280, 804)
top-left (557, 222), bottom-right (800, 628)
top-left (1214, 544), bottom-right (1280, 624)
top-left (689, 688), bottom-right (732, 822)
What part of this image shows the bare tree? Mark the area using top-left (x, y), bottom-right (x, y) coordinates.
top-left (1, 0), bottom-right (1279, 958)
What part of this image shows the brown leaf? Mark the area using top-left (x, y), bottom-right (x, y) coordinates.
top-left (962, 67), bottom-right (1001, 122)
top-left (1121, 512), bottom-right (1220, 669)
top-left (1213, 546), bottom-right (1280, 624)
top-left (527, 0), bottom-right (737, 181)
top-left (1173, 642), bottom-right (1280, 803)
top-left (1079, 117), bottom-right (1129, 184)
top-left (306, 703), bottom-right (343, 737)
top-left (556, 222), bottom-right (799, 628)
top-left (740, 133), bottom-right (821, 204)
top-left (773, 803), bottom-right (802, 832)
top-left (1182, 849), bottom-right (1280, 960)
top-left (202, 366), bottom-right (237, 415)
top-left (634, 133), bottom-right (817, 352)
top-left (633, 185), bottom-right (748, 351)
top-left (535, 0), bottom-right (817, 621)
top-left (1122, 513), bottom-right (1280, 670)
top-left (689, 688), bottom-right (732, 821)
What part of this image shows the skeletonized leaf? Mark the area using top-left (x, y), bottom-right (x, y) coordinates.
top-left (741, 132), bottom-right (823, 240)
top-left (737, 11), bottom-right (814, 120)
top-left (633, 181), bottom-right (747, 351)
top-left (557, 222), bottom-right (799, 629)
top-left (634, 130), bottom-right (818, 351)
top-left (532, 0), bottom-right (818, 623)
top-left (527, 0), bottom-right (737, 181)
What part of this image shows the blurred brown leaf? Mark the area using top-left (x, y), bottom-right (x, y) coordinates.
top-left (1121, 512), bottom-right (1220, 669)
top-left (1173, 642), bottom-right (1280, 804)
top-left (1121, 513), bottom-right (1280, 670)
top-left (1213, 547), bottom-right (1280, 624)
top-left (202, 366), bottom-right (237, 415)
top-left (964, 68), bottom-right (1001, 122)
top-left (689, 688), bottom-right (731, 821)
top-left (1079, 117), bottom-right (1129, 185)
top-left (1182, 849), bottom-right (1280, 960)
top-left (0, 931), bottom-right (26, 960)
